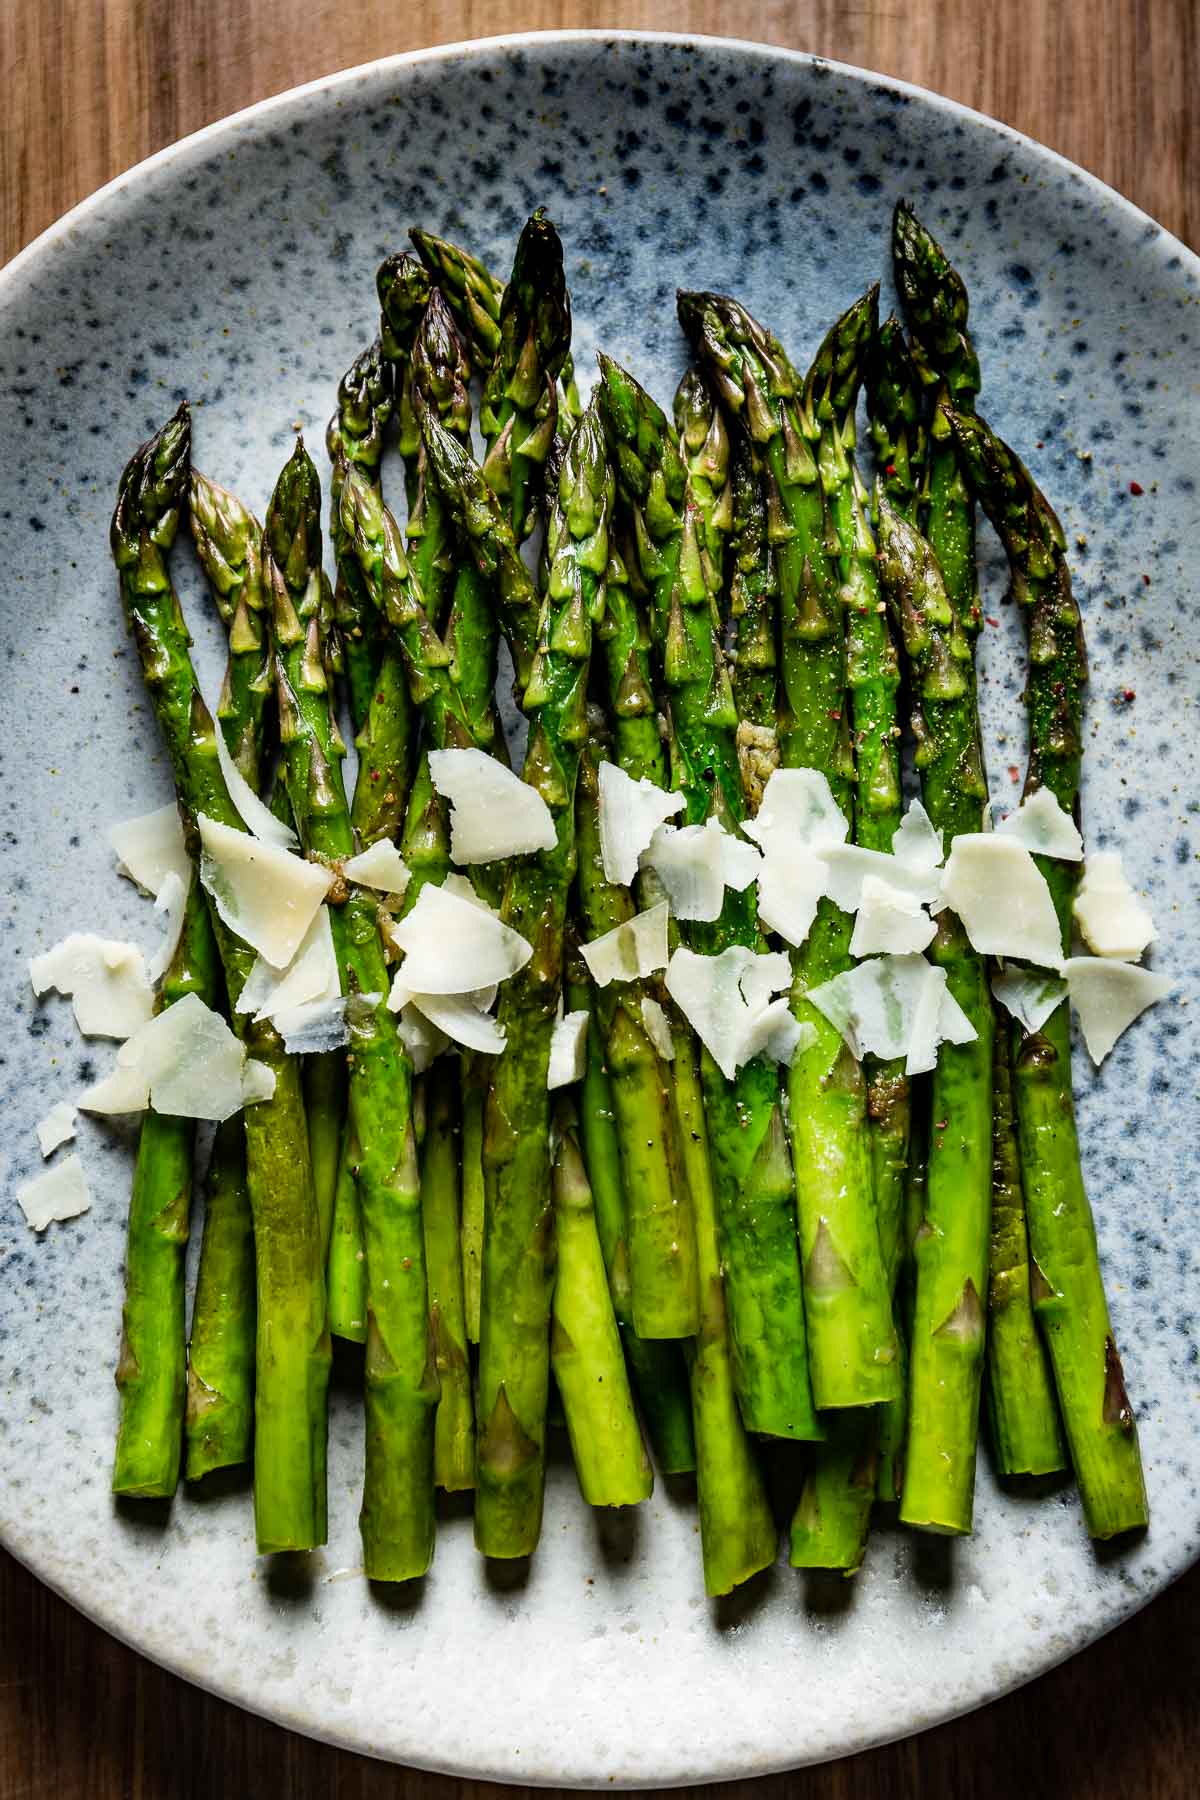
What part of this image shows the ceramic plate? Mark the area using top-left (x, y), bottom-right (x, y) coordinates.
top-left (1, 32), bottom-right (1197, 1787)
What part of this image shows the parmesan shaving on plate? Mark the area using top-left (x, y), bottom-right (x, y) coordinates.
top-left (17, 1154), bottom-right (92, 1232)
top-left (441, 872), bottom-right (501, 916)
top-left (1061, 958), bottom-right (1171, 1064)
top-left (427, 748), bottom-right (556, 864)
top-left (30, 934), bottom-right (155, 1039)
top-left (808, 953), bottom-right (977, 1076)
top-left (742, 768), bottom-right (849, 856)
top-left (198, 814), bottom-right (334, 968)
top-left (579, 902), bottom-right (669, 987)
top-left (342, 840), bottom-right (411, 894)
top-left (386, 883), bottom-right (532, 997)
top-left (35, 1101), bottom-right (77, 1158)
top-left (236, 906), bottom-right (340, 1022)
top-left (664, 945), bottom-right (794, 1081)
top-left (848, 876), bottom-right (937, 958)
top-left (147, 868), bottom-right (190, 982)
top-left (213, 723), bottom-right (298, 848)
top-left (640, 997), bottom-right (675, 1061)
top-left (77, 993), bottom-right (274, 1120)
top-left (991, 967), bottom-right (1068, 1035)
top-left (547, 1010), bottom-right (589, 1089)
top-left (394, 991), bottom-right (506, 1056)
top-left (108, 802), bottom-right (191, 898)
top-left (1072, 851), bottom-right (1156, 960)
top-left (240, 1059), bottom-right (277, 1106)
top-left (821, 843), bottom-right (943, 914)
top-left (397, 1003), bottom-right (449, 1073)
top-left (273, 997), bottom-right (349, 1055)
top-left (936, 835), bottom-right (1063, 969)
top-left (597, 761), bottom-right (684, 886)
top-left (640, 820), bottom-right (760, 922)
top-left (994, 786), bottom-right (1083, 861)
top-left (753, 834), bottom-right (828, 949)
top-left (891, 800), bottom-right (945, 871)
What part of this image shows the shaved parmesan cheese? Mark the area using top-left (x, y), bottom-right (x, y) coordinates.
top-left (740, 1000), bottom-right (814, 1070)
top-left (580, 902), bottom-right (669, 987)
top-left (937, 835), bottom-right (1063, 969)
top-left (743, 768), bottom-right (849, 855)
top-left (640, 996), bottom-right (675, 1061)
top-left (664, 945), bottom-right (793, 1081)
top-left (387, 883), bottom-right (532, 997)
top-left (78, 994), bottom-right (263, 1122)
top-left (991, 967), bottom-right (1068, 1035)
top-left (274, 998), bottom-right (349, 1055)
top-left (892, 801), bottom-right (944, 871)
top-left (241, 1060), bottom-right (276, 1106)
top-left (109, 802), bottom-right (191, 899)
top-left (148, 868), bottom-right (190, 982)
top-left (401, 992), bottom-right (506, 1056)
top-left (1073, 851), bottom-right (1156, 960)
top-left (849, 876), bottom-right (936, 958)
top-left (754, 833), bottom-right (828, 949)
top-left (1062, 958), bottom-right (1170, 1064)
top-left (808, 954), bottom-right (978, 1076)
top-left (548, 1010), bottom-right (589, 1089)
top-left (441, 872), bottom-right (500, 916)
top-left (17, 1154), bottom-right (91, 1232)
top-left (709, 817), bottom-right (762, 891)
top-left (236, 907), bottom-right (340, 1022)
top-left (994, 786), bottom-right (1083, 861)
top-left (198, 814), bottom-right (334, 968)
top-left (343, 840), bottom-right (411, 894)
top-left (641, 824), bottom-right (723, 920)
top-left (36, 1101), bottom-right (77, 1157)
top-left (598, 762), bottom-right (684, 886)
top-left (397, 1003), bottom-right (449, 1073)
top-left (31, 934), bottom-right (155, 1039)
top-left (822, 843), bottom-right (943, 913)
top-left (428, 747), bottom-right (556, 863)
top-left (213, 724), bottom-right (297, 848)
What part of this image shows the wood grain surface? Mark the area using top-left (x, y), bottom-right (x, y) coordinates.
top-left (2, 4), bottom-right (1197, 1797)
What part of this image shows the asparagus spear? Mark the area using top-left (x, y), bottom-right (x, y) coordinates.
top-left (945, 405), bottom-right (1148, 1537)
top-left (421, 1058), bottom-right (475, 1492)
top-left (423, 403), bottom-right (599, 1557)
top-left (376, 251), bottom-right (433, 516)
top-left (674, 367), bottom-right (733, 627)
top-left (265, 440), bottom-right (436, 1580)
top-left (564, 939), bottom-right (696, 1474)
top-left (550, 1101), bottom-right (654, 1507)
top-left (326, 338), bottom-right (398, 731)
top-left (597, 350), bottom-right (819, 1442)
top-left (725, 439), bottom-right (781, 809)
top-left (113, 407), bottom-right (329, 1553)
top-left (678, 290), bottom-right (900, 1413)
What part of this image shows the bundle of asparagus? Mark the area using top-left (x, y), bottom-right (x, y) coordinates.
top-left (100, 198), bottom-right (1155, 1600)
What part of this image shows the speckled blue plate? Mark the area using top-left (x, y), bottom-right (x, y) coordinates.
top-left (1, 31), bottom-right (1197, 1787)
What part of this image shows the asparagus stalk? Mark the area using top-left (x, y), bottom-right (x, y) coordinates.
top-left (564, 940), bottom-right (696, 1474)
top-left (550, 1101), bottom-right (654, 1507)
top-left (326, 338), bottom-right (398, 730)
top-left (421, 1059), bottom-right (475, 1492)
top-left (266, 440), bottom-right (436, 1580)
top-left (375, 251), bottom-right (433, 516)
top-left (725, 439), bottom-right (781, 810)
top-left (945, 405), bottom-right (1148, 1538)
top-left (674, 367), bottom-right (733, 627)
top-left (678, 290), bottom-right (900, 1413)
top-left (423, 403), bottom-right (599, 1557)
top-left (113, 407), bottom-right (329, 1553)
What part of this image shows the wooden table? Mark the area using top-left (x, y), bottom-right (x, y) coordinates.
top-left (2, 4), bottom-right (1196, 1795)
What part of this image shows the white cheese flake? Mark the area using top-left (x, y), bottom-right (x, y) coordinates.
top-left (821, 843), bottom-right (943, 914)
top-left (397, 1002), bottom-right (450, 1073)
top-left (849, 876), bottom-right (937, 958)
top-left (640, 996), bottom-right (676, 1061)
top-left (994, 786), bottom-right (1083, 861)
top-left (427, 747), bottom-right (556, 864)
top-left (580, 901), bottom-right (670, 988)
top-left (342, 840), bottom-right (411, 894)
top-left (440, 872), bottom-right (501, 916)
top-left (30, 934), bottom-right (155, 1039)
top-left (891, 800), bottom-right (945, 871)
top-left (213, 724), bottom-right (298, 848)
top-left (274, 997), bottom-right (350, 1055)
top-left (709, 817), bottom-right (762, 891)
top-left (241, 1059), bottom-right (276, 1106)
top-left (754, 834), bottom-right (829, 949)
top-left (937, 835), bottom-right (1064, 969)
top-left (664, 945), bottom-right (794, 1081)
top-left (991, 967), bottom-right (1068, 1035)
top-left (147, 868), bottom-right (191, 982)
top-left (1073, 850), bottom-right (1156, 960)
top-left (108, 802), bottom-right (191, 898)
top-left (77, 993), bottom-right (262, 1122)
top-left (35, 1101), bottom-right (77, 1158)
top-left (198, 814), bottom-right (334, 968)
top-left (387, 882), bottom-right (532, 997)
top-left (742, 768), bottom-right (849, 856)
top-left (808, 953), bottom-right (978, 1076)
top-left (17, 1154), bottom-right (92, 1232)
top-left (547, 1010), bottom-right (590, 1089)
top-left (1062, 958), bottom-right (1171, 1064)
top-left (236, 906), bottom-right (341, 1022)
top-left (597, 762), bottom-right (684, 886)
top-left (641, 823), bottom-right (724, 921)
top-left (398, 992), bottom-right (506, 1056)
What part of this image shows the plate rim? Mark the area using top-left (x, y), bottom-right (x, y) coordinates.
top-left (1, 28), bottom-right (1196, 1785)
